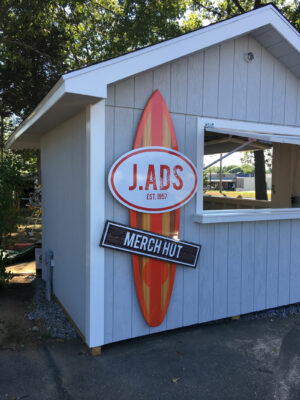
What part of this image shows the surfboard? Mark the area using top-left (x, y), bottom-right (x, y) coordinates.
top-left (130, 90), bottom-right (180, 327)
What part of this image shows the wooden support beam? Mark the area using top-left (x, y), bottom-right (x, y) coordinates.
top-left (205, 136), bottom-right (270, 151)
top-left (205, 137), bottom-right (233, 146)
top-left (90, 346), bottom-right (102, 356)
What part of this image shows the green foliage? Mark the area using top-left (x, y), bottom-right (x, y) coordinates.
top-left (240, 149), bottom-right (272, 171)
top-left (0, 151), bottom-right (35, 244)
top-left (203, 170), bottom-right (208, 187)
top-left (1, 0), bottom-right (299, 127)
top-left (205, 164), bottom-right (243, 173)
top-left (0, 158), bottom-right (20, 242)
top-left (106, 1), bottom-right (187, 56)
top-left (205, 165), bottom-right (220, 173)
top-left (188, 0), bottom-right (300, 31)
top-left (0, 0), bottom-right (297, 240)
top-left (0, 0), bottom-right (190, 123)
top-left (226, 165), bottom-right (242, 173)
top-left (0, 249), bottom-right (12, 287)
top-left (241, 163), bottom-right (254, 174)
top-left (0, 0), bottom-right (72, 119)
top-left (222, 165), bottom-right (242, 173)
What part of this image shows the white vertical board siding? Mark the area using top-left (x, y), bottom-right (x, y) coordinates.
top-left (253, 222), bottom-right (268, 311)
top-left (213, 224), bottom-right (229, 319)
top-left (203, 46), bottom-right (219, 117)
top-left (165, 114), bottom-right (186, 330)
top-left (233, 37), bottom-right (248, 120)
top-left (285, 71), bottom-right (298, 125)
top-left (246, 37), bottom-right (262, 121)
top-left (41, 111), bottom-right (86, 336)
top-left (272, 61), bottom-right (286, 124)
top-left (187, 53), bottom-right (204, 116)
top-left (278, 221), bottom-right (291, 306)
top-left (259, 48), bottom-right (274, 123)
top-left (241, 223), bottom-right (255, 314)
top-left (182, 116), bottom-right (199, 326)
top-left (198, 224), bottom-right (214, 323)
top-left (266, 221), bottom-right (280, 309)
top-left (227, 223), bottom-right (242, 316)
top-left (171, 58), bottom-right (188, 114)
top-left (290, 221), bottom-right (300, 304)
top-left (297, 81), bottom-right (300, 126)
top-left (218, 41), bottom-right (234, 119)
top-left (104, 34), bottom-right (300, 344)
top-left (153, 64), bottom-right (171, 109)
top-left (112, 107), bottom-right (134, 343)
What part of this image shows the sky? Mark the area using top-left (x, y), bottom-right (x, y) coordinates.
top-left (204, 152), bottom-right (243, 168)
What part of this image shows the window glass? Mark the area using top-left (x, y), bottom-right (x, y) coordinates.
top-left (203, 130), bottom-right (298, 211)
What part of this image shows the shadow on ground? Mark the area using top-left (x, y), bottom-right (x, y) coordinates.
top-left (1, 277), bottom-right (300, 400)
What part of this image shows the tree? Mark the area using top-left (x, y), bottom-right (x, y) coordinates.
top-left (222, 165), bottom-right (242, 173)
top-left (205, 166), bottom-right (220, 173)
top-left (241, 163), bottom-right (254, 174)
top-left (0, 1), bottom-right (192, 254)
top-left (0, 156), bottom-right (24, 245)
top-left (1, 0), bottom-right (298, 206)
top-left (0, 249), bottom-right (11, 287)
top-left (188, 0), bottom-right (300, 32)
top-left (241, 149), bottom-right (271, 198)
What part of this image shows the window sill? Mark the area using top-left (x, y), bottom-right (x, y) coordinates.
top-left (194, 208), bottom-right (300, 224)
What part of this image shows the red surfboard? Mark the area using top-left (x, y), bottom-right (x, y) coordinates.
top-left (130, 90), bottom-right (180, 327)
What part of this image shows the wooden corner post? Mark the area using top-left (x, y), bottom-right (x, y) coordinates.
top-left (85, 100), bottom-right (106, 350)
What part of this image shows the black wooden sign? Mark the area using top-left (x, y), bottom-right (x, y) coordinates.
top-left (100, 221), bottom-right (201, 268)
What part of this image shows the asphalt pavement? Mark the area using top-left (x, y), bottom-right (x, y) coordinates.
top-left (1, 276), bottom-right (300, 400)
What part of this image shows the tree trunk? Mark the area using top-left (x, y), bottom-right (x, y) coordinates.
top-left (254, 150), bottom-right (268, 200)
top-left (254, 0), bottom-right (262, 9)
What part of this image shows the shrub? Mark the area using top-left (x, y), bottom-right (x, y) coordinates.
top-left (0, 249), bottom-right (12, 287)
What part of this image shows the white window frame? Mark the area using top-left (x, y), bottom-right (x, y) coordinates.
top-left (196, 117), bottom-right (300, 224)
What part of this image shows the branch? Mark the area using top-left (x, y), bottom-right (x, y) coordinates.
top-left (0, 37), bottom-right (54, 61)
top-left (193, 1), bottom-right (225, 18)
top-left (231, 0), bottom-right (245, 13)
top-left (254, 0), bottom-right (261, 9)
top-left (97, 4), bottom-right (119, 17)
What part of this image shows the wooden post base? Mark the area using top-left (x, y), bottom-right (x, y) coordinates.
top-left (90, 346), bottom-right (102, 356)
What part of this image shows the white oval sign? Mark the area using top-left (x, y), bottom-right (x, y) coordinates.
top-left (108, 147), bottom-right (198, 213)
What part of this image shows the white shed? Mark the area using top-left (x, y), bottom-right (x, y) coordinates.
top-left (7, 4), bottom-right (300, 351)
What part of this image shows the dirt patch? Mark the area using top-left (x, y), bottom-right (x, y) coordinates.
top-left (0, 275), bottom-right (60, 351)
top-left (0, 279), bottom-right (38, 350)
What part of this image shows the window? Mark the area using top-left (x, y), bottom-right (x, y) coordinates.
top-left (196, 118), bottom-right (300, 223)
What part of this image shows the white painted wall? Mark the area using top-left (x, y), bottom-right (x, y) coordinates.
top-left (236, 175), bottom-right (272, 191)
top-left (104, 34), bottom-right (300, 344)
top-left (41, 111), bottom-right (87, 336)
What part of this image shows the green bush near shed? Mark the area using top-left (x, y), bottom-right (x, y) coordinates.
top-left (0, 249), bottom-right (11, 287)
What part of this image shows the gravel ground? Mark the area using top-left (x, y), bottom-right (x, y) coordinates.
top-left (24, 277), bottom-right (300, 340)
top-left (25, 278), bottom-right (77, 339)
top-left (242, 303), bottom-right (300, 320)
